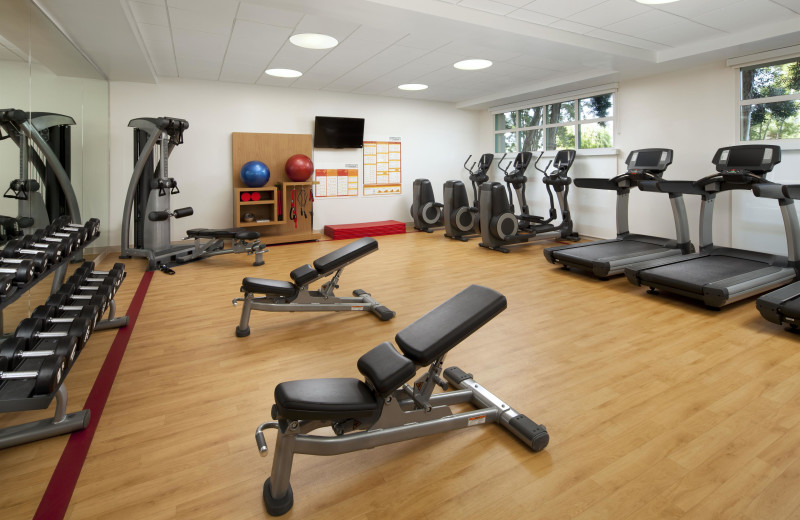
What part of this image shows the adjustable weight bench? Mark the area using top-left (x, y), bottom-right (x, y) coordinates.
top-left (254, 284), bottom-right (549, 516)
top-left (233, 237), bottom-right (395, 337)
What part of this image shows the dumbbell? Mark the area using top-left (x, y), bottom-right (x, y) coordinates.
top-left (64, 271), bottom-right (122, 298)
top-left (0, 355), bottom-right (66, 395)
top-left (0, 258), bottom-right (35, 284)
top-left (0, 274), bottom-right (15, 298)
top-left (15, 317), bottom-right (92, 352)
top-left (31, 304), bottom-right (100, 332)
top-left (0, 252), bottom-right (48, 273)
top-left (59, 280), bottom-right (115, 302)
top-left (0, 336), bottom-right (78, 371)
top-left (3, 237), bottom-right (63, 264)
top-left (72, 264), bottom-right (125, 288)
top-left (44, 223), bottom-right (87, 246)
top-left (31, 229), bottom-right (77, 255)
top-left (52, 216), bottom-right (100, 240)
top-left (47, 291), bottom-right (109, 315)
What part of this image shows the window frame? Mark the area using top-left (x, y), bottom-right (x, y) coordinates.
top-left (733, 53), bottom-right (800, 148)
top-left (491, 89), bottom-right (616, 154)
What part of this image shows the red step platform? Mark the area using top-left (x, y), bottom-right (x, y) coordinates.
top-left (324, 220), bottom-right (406, 240)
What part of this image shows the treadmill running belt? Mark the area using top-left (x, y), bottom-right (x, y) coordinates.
top-left (556, 240), bottom-right (664, 265)
top-left (638, 255), bottom-right (768, 294)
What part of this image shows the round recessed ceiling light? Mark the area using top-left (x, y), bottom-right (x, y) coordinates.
top-left (454, 59), bottom-right (493, 71)
top-left (265, 68), bottom-right (302, 78)
top-left (398, 84), bottom-right (428, 91)
top-left (289, 33), bottom-right (338, 50)
top-left (635, 0), bottom-right (679, 4)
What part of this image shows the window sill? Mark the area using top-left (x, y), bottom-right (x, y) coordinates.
top-left (737, 139), bottom-right (800, 151)
top-left (539, 148), bottom-right (618, 157)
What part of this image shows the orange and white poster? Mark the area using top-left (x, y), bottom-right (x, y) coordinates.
top-left (314, 165), bottom-right (359, 197)
top-left (363, 137), bottom-right (401, 196)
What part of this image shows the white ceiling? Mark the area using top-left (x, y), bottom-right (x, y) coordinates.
top-left (31, 0), bottom-right (800, 108)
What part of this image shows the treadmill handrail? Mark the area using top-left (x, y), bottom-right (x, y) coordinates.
top-left (574, 178), bottom-right (619, 191)
top-left (782, 184), bottom-right (800, 199)
top-left (752, 183), bottom-right (791, 200)
top-left (639, 180), bottom-right (707, 196)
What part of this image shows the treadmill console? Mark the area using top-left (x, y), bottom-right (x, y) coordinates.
top-left (712, 144), bottom-right (781, 176)
top-left (626, 148), bottom-right (673, 174)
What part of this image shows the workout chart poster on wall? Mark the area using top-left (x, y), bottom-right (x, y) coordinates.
top-left (314, 165), bottom-right (359, 197)
top-left (363, 138), bottom-right (401, 196)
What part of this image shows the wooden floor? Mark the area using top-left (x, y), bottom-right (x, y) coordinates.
top-left (2, 231), bottom-right (800, 519)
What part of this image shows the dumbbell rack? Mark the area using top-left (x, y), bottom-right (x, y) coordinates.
top-left (0, 224), bottom-right (126, 449)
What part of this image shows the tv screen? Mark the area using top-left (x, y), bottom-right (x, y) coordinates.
top-left (313, 116), bottom-right (364, 149)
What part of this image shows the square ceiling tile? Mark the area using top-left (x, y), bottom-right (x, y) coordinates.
top-left (236, 2), bottom-right (303, 28)
top-left (458, 0), bottom-right (518, 15)
top-left (129, 1), bottom-right (168, 26)
top-left (524, 0), bottom-right (608, 18)
top-left (694, 0), bottom-right (798, 32)
top-left (570, 0), bottom-right (650, 28)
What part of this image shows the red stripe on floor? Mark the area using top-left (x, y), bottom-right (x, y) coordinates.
top-left (33, 270), bottom-right (154, 520)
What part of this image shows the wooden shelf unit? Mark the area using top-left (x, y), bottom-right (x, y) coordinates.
top-left (232, 133), bottom-right (321, 244)
top-left (234, 187), bottom-right (278, 226)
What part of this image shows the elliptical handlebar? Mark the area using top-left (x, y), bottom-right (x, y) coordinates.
top-left (497, 153), bottom-right (511, 175)
top-left (463, 155), bottom-right (477, 174)
top-left (533, 151), bottom-right (552, 176)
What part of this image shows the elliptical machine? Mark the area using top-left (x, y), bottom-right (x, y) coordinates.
top-left (410, 179), bottom-right (443, 232)
top-left (479, 149), bottom-right (579, 253)
top-left (443, 153), bottom-right (493, 241)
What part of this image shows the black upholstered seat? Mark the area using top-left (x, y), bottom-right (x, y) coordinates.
top-left (187, 228), bottom-right (259, 240)
top-left (274, 378), bottom-right (380, 421)
top-left (313, 237), bottom-right (377, 275)
top-left (290, 264), bottom-right (319, 286)
top-left (241, 277), bottom-right (297, 298)
top-left (395, 285), bottom-right (507, 366)
top-left (357, 342), bottom-right (416, 398)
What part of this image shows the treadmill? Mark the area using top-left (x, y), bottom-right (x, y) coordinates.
top-left (625, 144), bottom-right (800, 309)
top-left (543, 148), bottom-right (694, 278)
top-left (756, 184), bottom-right (800, 329)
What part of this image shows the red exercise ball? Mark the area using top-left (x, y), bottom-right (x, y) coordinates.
top-left (285, 154), bottom-right (313, 182)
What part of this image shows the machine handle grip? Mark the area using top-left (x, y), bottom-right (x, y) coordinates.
top-left (173, 207), bottom-right (193, 218)
top-left (752, 183), bottom-right (788, 199)
top-left (255, 422), bottom-right (279, 457)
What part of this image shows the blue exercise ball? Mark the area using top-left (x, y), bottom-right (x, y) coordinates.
top-left (240, 160), bottom-right (270, 187)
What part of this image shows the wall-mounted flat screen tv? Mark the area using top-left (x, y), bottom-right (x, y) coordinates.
top-left (313, 116), bottom-right (365, 148)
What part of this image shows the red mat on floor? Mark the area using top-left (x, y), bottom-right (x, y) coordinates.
top-left (324, 220), bottom-right (406, 240)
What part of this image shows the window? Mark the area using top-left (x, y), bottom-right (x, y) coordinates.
top-left (493, 93), bottom-right (614, 153)
top-left (739, 58), bottom-right (800, 141)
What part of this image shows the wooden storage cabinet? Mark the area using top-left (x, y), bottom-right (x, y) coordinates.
top-left (234, 187), bottom-right (278, 226)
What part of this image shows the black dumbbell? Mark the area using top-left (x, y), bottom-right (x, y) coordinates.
top-left (0, 355), bottom-right (66, 395)
top-left (31, 304), bottom-right (100, 332)
top-left (30, 230), bottom-right (76, 255)
top-left (0, 274), bottom-right (15, 298)
top-left (3, 238), bottom-right (63, 264)
top-left (53, 216), bottom-right (100, 240)
top-left (47, 291), bottom-right (109, 315)
top-left (76, 262), bottom-right (125, 277)
top-left (61, 280), bottom-right (116, 301)
top-left (0, 258), bottom-right (35, 284)
top-left (72, 265), bottom-right (125, 288)
top-left (46, 223), bottom-right (87, 246)
top-left (15, 317), bottom-right (92, 352)
top-left (0, 252), bottom-right (48, 273)
top-left (0, 336), bottom-right (78, 371)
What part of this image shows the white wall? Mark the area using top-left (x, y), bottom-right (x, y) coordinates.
top-left (483, 61), bottom-right (800, 255)
top-left (109, 78), bottom-right (483, 245)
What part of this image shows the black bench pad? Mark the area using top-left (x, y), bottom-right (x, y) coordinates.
top-left (290, 264), bottom-right (319, 286)
top-left (313, 237), bottom-right (378, 275)
top-left (396, 285), bottom-right (507, 366)
top-left (274, 378), bottom-right (380, 421)
top-left (241, 277), bottom-right (297, 298)
top-left (357, 342), bottom-right (416, 398)
top-left (186, 228), bottom-right (260, 240)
